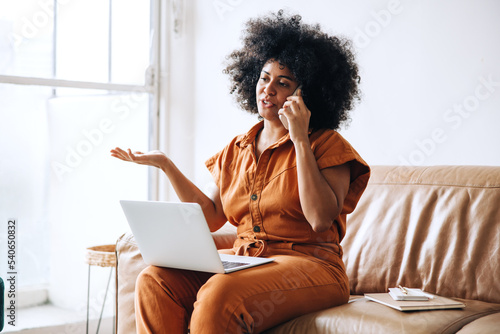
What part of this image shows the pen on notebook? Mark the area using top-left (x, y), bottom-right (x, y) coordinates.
top-left (398, 285), bottom-right (408, 295)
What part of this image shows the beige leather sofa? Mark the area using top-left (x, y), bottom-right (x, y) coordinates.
top-left (115, 165), bottom-right (500, 333)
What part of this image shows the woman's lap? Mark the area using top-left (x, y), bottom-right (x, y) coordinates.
top-left (136, 253), bottom-right (348, 333)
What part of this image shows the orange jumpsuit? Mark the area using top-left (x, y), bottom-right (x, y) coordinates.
top-left (135, 121), bottom-right (370, 333)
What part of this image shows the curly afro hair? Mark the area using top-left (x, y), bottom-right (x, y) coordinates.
top-left (224, 10), bottom-right (361, 131)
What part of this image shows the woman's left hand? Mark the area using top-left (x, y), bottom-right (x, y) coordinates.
top-left (278, 89), bottom-right (311, 143)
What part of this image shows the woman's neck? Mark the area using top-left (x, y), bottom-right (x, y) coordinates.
top-left (254, 120), bottom-right (288, 158)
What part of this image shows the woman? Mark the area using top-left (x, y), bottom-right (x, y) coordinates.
top-left (111, 10), bottom-right (370, 334)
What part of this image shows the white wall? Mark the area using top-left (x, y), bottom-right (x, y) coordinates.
top-left (164, 0), bottom-right (500, 188)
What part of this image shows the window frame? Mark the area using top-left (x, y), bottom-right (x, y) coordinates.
top-left (0, 0), bottom-right (163, 307)
top-left (0, 0), bottom-right (162, 199)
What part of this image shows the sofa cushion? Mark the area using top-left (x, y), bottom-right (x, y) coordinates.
top-left (341, 166), bottom-right (500, 303)
top-left (265, 296), bottom-right (500, 334)
top-left (456, 312), bottom-right (500, 333)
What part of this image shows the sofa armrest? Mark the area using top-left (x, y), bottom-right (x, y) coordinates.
top-left (212, 222), bottom-right (238, 249)
top-left (115, 222), bottom-right (237, 334)
top-left (115, 232), bottom-right (147, 334)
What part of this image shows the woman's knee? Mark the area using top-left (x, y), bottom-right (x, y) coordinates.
top-left (197, 274), bottom-right (237, 302)
top-left (137, 266), bottom-right (214, 304)
top-left (135, 266), bottom-right (166, 304)
top-left (136, 266), bottom-right (163, 289)
top-left (191, 274), bottom-right (285, 333)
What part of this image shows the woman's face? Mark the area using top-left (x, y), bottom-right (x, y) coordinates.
top-left (256, 59), bottom-right (299, 121)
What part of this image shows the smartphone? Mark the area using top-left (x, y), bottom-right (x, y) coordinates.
top-left (279, 85), bottom-right (302, 130)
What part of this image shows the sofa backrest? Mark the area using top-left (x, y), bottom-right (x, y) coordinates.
top-left (341, 165), bottom-right (500, 304)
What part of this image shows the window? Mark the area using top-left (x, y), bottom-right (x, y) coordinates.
top-left (0, 0), bottom-right (158, 309)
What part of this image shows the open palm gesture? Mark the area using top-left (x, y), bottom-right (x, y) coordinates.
top-left (110, 147), bottom-right (167, 169)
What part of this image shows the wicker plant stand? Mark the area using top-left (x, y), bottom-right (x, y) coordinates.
top-left (85, 244), bottom-right (116, 334)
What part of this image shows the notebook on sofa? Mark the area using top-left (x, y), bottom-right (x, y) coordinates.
top-left (119, 200), bottom-right (274, 274)
top-left (364, 292), bottom-right (466, 312)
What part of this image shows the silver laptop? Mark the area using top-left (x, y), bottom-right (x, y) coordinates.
top-left (119, 200), bottom-right (274, 274)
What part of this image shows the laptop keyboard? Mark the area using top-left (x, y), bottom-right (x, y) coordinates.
top-left (222, 260), bottom-right (250, 270)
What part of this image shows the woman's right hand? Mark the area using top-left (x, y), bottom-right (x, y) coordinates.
top-left (110, 147), bottom-right (168, 169)
top-left (111, 147), bottom-right (227, 230)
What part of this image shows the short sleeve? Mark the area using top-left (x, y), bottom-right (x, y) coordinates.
top-left (205, 149), bottom-right (224, 188)
top-left (311, 130), bottom-right (371, 215)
